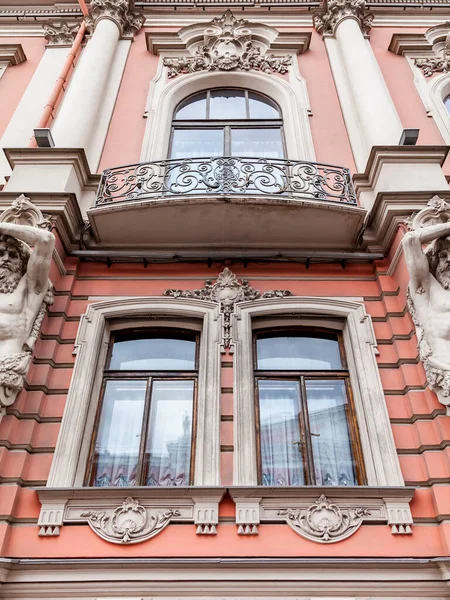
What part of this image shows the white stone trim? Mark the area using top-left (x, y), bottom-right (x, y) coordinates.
top-left (140, 63), bottom-right (316, 163)
top-left (47, 296), bottom-right (222, 487)
top-left (232, 296), bottom-right (405, 487)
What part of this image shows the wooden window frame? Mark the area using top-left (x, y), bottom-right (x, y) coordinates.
top-left (169, 88), bottom-right (286, 158)
top-left (253, 327), bottom-right (367, 487)
top-left (85, 328), bottom-right (199, 487)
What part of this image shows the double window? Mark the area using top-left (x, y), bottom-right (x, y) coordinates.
top-left (86, 325), bottom-right (365, 489)
top-left (86, 329), bottom-right (198, 487)
top-left (169, 88), bottom-right (285, 159)
top-left (254, 329), bottom-right (366, 487)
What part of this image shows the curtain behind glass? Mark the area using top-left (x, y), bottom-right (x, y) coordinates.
top-left (145, 380), bottom-right (194, 486)
top-left (91, 380), bottom-right (147, 487)
top-left (305, 380), bottom-right (357, 486)
top-left (257, 335), bottom-right (342, 370)
top-left (258, 380), bottom-right (305, 486)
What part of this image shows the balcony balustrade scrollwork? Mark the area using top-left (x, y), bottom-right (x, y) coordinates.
top-left (95, 157), bottom-right (357, 206)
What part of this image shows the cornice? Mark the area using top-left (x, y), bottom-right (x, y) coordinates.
top-left (0, 43), bottom-right (26, 65)
top-left (0, 191), bottom-right (83, 252)
top-left (353, 145), bottom-right (449, 196)
top-left (4, 148), bottom-right (100, 191)
top-left (363, 189), bottom-right (450, 253)
top-left (388, 32), bottom-right (431, 55)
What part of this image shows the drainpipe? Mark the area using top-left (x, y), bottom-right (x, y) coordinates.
top-left (28, 0), bottom-right (89, 147)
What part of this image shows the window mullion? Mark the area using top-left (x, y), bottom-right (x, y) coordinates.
top-left (225, 125), bottom-right (231, 156)
top-left (299, 375), bottom-right (316, 485)
top-left (136, 376), bottom-right (153, 486)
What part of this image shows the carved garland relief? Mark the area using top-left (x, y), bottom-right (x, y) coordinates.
top-left (162, 11), bottom-right (292, 78)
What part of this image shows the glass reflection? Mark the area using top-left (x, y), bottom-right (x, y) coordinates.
top-left (91, 380), bottom-right (147, 487)
top-left (305, 379), bottom-right (357, 486)
top-left (248, 92), bottom-right (280, 119)
top-left (175, 92), bottom-right (207, 120)
top-left (110, 334), bottom-right (196, 371)
top-left (257, 334), bottom-right (342, 371)
top-left (258, 380), bottom-right (305, 486)
top-left (145, 380), bottom-right (194, 486)
top-left (210, 89), bottom-right (246, 119)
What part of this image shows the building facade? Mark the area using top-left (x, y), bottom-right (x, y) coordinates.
top-left (0, 0), bottom-right (450, 597)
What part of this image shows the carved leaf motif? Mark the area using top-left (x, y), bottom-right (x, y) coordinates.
top-left (163, 10), bottom-right (291, 77)
top-left (164, 268), bottom-right (292, 351)
top-left (314, 0), bottom-right (373, 37)
top-left (278, 495), bottom-right (370, 543)
top-left (81, 497), bottom-right (180, 544)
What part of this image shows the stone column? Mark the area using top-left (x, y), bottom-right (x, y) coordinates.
top-left (314, 0), bottom-right (403, 171)
top-left (51, 0), bottom-right (144, 151)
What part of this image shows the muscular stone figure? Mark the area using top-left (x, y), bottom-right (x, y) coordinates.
top-left (0, 222), bottom-right (54, 410)
top-left (403, 221), bottom-right (450, 414)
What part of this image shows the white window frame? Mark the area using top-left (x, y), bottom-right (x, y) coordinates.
top-left (47, 296), bottom-right (222, 487)
top-left (232, 296), bottom-right (405, 487)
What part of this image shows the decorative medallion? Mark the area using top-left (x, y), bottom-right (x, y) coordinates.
top-left (278, 495), bottom-right (370, 543)
top-left (163, 11), bottom-right (291, 78)
top-left (164, 268), bottom-right (292, 351)
top-left (415, 26), bottom-right (450, 77)
top-left (313, 0), bottom-right (373, 37)
top-left (81, 497), bottom-right (180, 544)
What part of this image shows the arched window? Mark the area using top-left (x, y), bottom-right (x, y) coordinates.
top-left (253, 328), bottom-right (366, 487)
top-left (169, 88), bottom-right (285, 159)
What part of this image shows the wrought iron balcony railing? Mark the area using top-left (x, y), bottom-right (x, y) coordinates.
top-left (95, 157), bottom-right (357, 207)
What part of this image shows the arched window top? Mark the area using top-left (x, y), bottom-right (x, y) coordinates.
top-left (174, 88), bottom-right (281, 121)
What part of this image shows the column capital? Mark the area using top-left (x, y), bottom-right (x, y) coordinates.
top-left (313, 0), bottom-right (374, 38)
top-left (86, 0), bottom-right (145, 39)
top-left (43, 21), bottom-right (80, 47)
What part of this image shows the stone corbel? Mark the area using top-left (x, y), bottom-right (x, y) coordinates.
top-left (230, 487), bottom-right (414, 543)
top-left (37, 488), bottom-right (225, 542)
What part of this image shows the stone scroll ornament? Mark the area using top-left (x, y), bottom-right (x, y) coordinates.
top-left (164, 268), bottom-right (292, 352)
top-left (415, 25), bottom-right (450, 77)
top-left (0, 195), bottom-right (54, 416)
top-left (81, 497), bottom-right (180, 544)
top-left (403, 195), bottom-right (450, 415)
top-left (163, 11), bottom-right (291, 78)
top-left (278, 495), bottom-right (370, 543)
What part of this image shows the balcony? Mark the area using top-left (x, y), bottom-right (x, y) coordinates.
top-left (87, 157), bottom-right (366, 250)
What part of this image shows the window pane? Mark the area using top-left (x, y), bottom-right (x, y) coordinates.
top-left (231, 128), bottom-right (284, 158)
top-left (257, 333), bottom-right (342, 371)
top-left (305, 380), bottom-right (358, 486)
top-left (445, 95), bottom-right (450, 113)
top-left (258, 380), bottom-right (305, 486)
top-left (170, 128), bottom-right (223, 159)
top-left (248, 92), bottom-right (280, 119)
top-left (110, 334), bottom-right (196, 371)
top-left (210, 89), bottom-right (246, 120)
top-left (91, 380), bottom-right (147, 487)
top-left (175, 92), bottom-right (207, 120)
top-left (144, 380), bottom-right (194, 486)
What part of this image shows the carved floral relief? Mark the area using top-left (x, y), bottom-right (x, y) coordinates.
top-left (163, 11), bottom-right (292, 78)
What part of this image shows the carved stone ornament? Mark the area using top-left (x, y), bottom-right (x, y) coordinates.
top-left (278, 495), bottom-right (370, 543)
top-left (415, 24), bottom-right (450, 77)
top-left (0, 195), bottom-right (54, 417)
top-left (403, 195), bottom-right (450, 415)
top-left (163, 11), bottom-right (291, 78)
top-left (81, 497), bottom-right (179, 544)
top-left (313, 0), bottom-right (374, 37)
top-left (43, 22), bottom-right (80, 46)
top-left (164, 268), bottom-right (292, 351)
top-left (85, 0), bottom-right (145, 39)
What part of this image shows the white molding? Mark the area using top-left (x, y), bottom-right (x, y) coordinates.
top-left (47, 297), bottom-right (222, 488)
top-left (140, 61), bottom-right (316, 163)
top-left (232, 296), bottom-right (404, 487)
